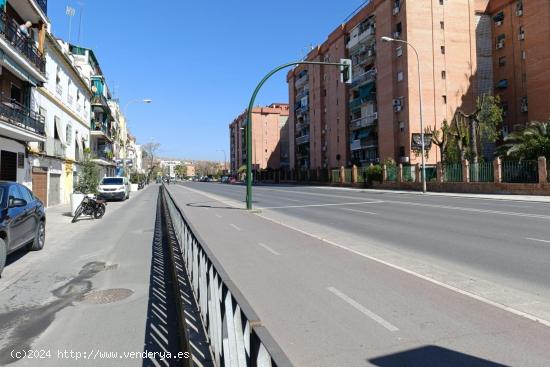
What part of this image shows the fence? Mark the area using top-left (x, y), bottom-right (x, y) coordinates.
top-left (443, 163), bottom-right (463, 182)
top-left (502, 160), bottom-right (539, 183)
top-left (162, 187), bottom-right (292, 367)
top-left (469, 162), bottom-right (494, 182)
top-left (344, 168), bottom-right (352, 184)
top-left (331, 169), bottom-right (340, 184)
top-left (386, 166), bottom-right (397, 182)
top-left (402, 165), bottom-right (416, 182)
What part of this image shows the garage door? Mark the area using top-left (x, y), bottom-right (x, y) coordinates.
top-left (0, 150), bottom-right (17, 181)
top-left (32, 168), bottom-right (48, 206)
top-left (49, 174), bottom-right (61, 206)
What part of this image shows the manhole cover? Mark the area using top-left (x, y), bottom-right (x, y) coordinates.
top-left (81, 289), bottom-right (133, 304)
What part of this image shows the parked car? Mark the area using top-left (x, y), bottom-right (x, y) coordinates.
top-left (98, 177), bottom-right (130, 201)
top-left (220, 176), bottom-right (229, 184)
top-left (0, 182), bottom-right (46, 276)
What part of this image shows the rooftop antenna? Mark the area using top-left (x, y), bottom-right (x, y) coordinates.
top-left (65, 5), bottom-right (75, 43)
top-left (77, 1), bottom-right (84, 44)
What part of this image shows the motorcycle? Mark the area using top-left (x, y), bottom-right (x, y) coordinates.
top-left (72, 195), bottom-right (107, 223)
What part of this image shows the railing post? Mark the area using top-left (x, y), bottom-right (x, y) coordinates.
top-left (415, 163), bottom-right (421, 183)
top-left (397, 163), bottom-right (403, 183)
top-left (493, 157), bottom-right (502, 183)
top-left (382, 164), bottom-right (387, 182)
top-left (340, 166), bottom-right (345, 185)
top-left (352, 165), bottom-right (358, 184)
top-left (462, 159), bottom-right (470, 183)
top-left (538, 157), bottom-right (548, 184)
top-left (436, 162), bottom-right (444, 183)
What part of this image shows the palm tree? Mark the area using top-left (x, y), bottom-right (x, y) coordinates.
top-left (497, 120), bottom-right (550, 160)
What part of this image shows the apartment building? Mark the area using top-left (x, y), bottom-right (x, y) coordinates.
top-left (479, 0), bottom-right (550, 134)
top-left (229, 103), bottom-right (289, 173)
top-left (0, 0), bottom-right (48, 184)
top-left (287, 0), bottom-right (491, 170)
top-left (28, 34), bottom-right (93, 206)
top-left (67, 44), bottom-right (116, 177)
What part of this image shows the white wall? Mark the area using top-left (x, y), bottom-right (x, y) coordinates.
top-left (0, 136), bottom-right (32, 187)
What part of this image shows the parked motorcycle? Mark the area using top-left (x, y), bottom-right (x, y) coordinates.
top-left (72, 195), bottom-right (107, 223)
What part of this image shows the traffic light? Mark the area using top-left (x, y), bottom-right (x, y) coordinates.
top-left (340, 59), bottom-right (352, 84)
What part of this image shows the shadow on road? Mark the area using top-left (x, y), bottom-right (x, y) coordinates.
top-left (368, 345), bottom-right (508, 367)
top-left (186, 200), bottom-right (242, 210)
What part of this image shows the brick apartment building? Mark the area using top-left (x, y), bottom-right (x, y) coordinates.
top-left (286, 0), bottom-right (549, 171)
top-left (229, 104), bottom-right (289, 173)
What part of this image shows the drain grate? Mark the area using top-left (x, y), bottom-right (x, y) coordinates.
top-left (81, 288), bottom-right (133, 304)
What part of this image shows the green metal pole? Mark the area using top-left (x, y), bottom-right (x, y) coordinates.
top-left (246, 61), bottom-right (347, 210)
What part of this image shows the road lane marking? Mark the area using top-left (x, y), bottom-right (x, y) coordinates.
top-left (255, 212), bottom-right (550, 328)
top-left (215, 214), bottom-right (222, 218)
top-left (283, 198), bottom-right (305, 203)
top-left (261, 201), bottom-right (384, 210)
top-left (230, 224), bottom-right (242, 231)
top-left (328, 287), bottom-right (399, 332)
top-left (342, 208), bottom-right (377, 215)
top-left (526, 237), bottom-right (550, 244)
top-left (257, 242), bottom-right (281, 256)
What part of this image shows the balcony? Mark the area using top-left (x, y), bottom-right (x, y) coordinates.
top-left (350, 113), bottom-right (378, 130)
top-left (0, 98), bottom-right (45, 141)
top-left (35, 0), bottom-right (48, 15)
top-left (0, 11), bottom-right (46, 74)
top-left (90, 121), bottom-right (112, 140)
top-left (296, 135), bottom-right (310, 145)
top-left (351, 70), bottom-right (376, 87)
top-left (295, 74), bottom-right (309, 88)
top-left (350, 138), bottom-right (377, 151)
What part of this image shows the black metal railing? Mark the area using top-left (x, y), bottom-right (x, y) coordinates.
top-left (0, 97), bottom-right (45, 135)
top-left (0, 11), bottom-right (46, 73)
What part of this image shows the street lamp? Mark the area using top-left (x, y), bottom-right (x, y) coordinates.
top-left (381, 36), bottom-right (427, 193)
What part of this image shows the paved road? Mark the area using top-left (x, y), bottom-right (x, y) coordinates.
top-left (166, 182), bottom-right (550, 366)
top-left (0, 185), bottom-right (185, 366)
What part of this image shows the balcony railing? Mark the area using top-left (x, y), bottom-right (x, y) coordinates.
top-left (0, 98), bottom-right (45, 136)
top-left (296, 135), bottom-right (310, 145)
top-left (351, 70), bottom-right (376, 87)
top-left (91, 121), bottom-right (112, 139)
top-left (0, 11), bottom-right (46, 73)
top-left (295, 74), bottom-right (309, 88)
top-left (351, 138), bottom-right (377, 151)
top-left (350, 113), bottom-right (378, 130)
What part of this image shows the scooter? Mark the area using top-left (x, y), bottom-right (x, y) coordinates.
top-left (72, 195), bottom-right (107, 223)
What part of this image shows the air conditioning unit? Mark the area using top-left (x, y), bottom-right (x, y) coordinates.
top-left (394, 105), bottom-right (402, 112)
top-left (496, 20), bottom-right (503, 26)
top-left (516, 9), bottom-right (523, 16)
top-left (371, 112), bottom-right (378, 120)
top-left (393, 6), bottom-right (400, 15)
top-left (393, 31), bottom-right (401, 39)
top-left (392, 98), bottom-right (402, 107)
top-left (400, 156), bottom-right (410, 163)
top-left (396, 47), bottom-right (403, 57)
top-left (496, 42), bottom-right (504, 49)
top-left (367, 49), bottom-right (374, 57)
top-left (521, 104), bottom-right (528, 112)
top-left (519, 33), bottom-right (525, 40)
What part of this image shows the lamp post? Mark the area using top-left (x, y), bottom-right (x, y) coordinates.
top-left (217, 149), bottom-right (227, 174)
top-left (245, 60), bottom-right (352, 210)
top-left (381, 36), bottom-right (427, 193)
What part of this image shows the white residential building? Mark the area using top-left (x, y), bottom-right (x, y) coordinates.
top-left (29, 34), bottom-right (92, 206)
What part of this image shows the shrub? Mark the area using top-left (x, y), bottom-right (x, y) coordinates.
top-left (366, 165), bottom-right (383, 183)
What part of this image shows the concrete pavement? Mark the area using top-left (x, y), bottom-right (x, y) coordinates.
top-left (0, 185), bottom-right (186, 366)
top-left (164, 182), bottom-right (550, 366)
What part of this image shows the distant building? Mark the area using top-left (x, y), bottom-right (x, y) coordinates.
top-left (185, 164), bottom-right (196, 177)
top-left (229, 103), bottom-right (289, 173)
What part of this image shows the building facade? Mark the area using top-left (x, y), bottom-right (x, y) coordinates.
top-left (229, 103), bottom-right (289, 173)
top-left (0, 0), bottom-right (48, 185)
top-left (28, 34), bottom-right (92, 206)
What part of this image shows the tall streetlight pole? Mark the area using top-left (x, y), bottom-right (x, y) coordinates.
top-left (217, 149), bottom-right (227, 174)
top-left (245, 60), bottom-right (352, 210)
top-left (381, 37), bottom-right (427, 193)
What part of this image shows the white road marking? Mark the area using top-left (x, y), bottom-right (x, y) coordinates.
top-left (328, 287), bottom-right (399, 332)
top-left (255, 212), bottom-right (550, 328)
top-left (526, 237), bottom-right (550, 244)
top-left (215, 214), bottom-right (222, 218)
top-left (261, 201), bottom-right (383, 210)
top-left (230, 224), bottom-right (242, 231)
top-left (257, 242), bottom-right (281, 256)
top-left (342, 208), bottom-right (377, 215)
top-left (283, 198), bottom-right (305, 203)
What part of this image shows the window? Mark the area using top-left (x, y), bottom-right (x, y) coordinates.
top-left (440, 21), bottom-right (445, 30)
top-left (439, 0), bottom-right (444, 5)
top-left (499, 56), bottom-right (506, 66)
top-left (442, 95), bottom-right (447, 104)
top-left (10, 84), bottom-right (22, 103)
top-left (399, 121), bottom-right (405, 132)
top-left (19, 185), bottom-right (34, 203)
top-left (493, 12), bottom-right (504, 25)
top-left (441, 46), bottom-right (445, 54)
top-left (396, 46), bottom-right (403, 57)
top-left (516, 0), bottom-right (523, 16)
top-left (397, 71), bottom-right (404, 81)
top-left (522, 50), bottom-right (526, 60)
top-left (496, 79), bottom-right (508, 89)
top-left (399, 146), bottom-right (405, 157)
top-left (441, 70), bottom-right (446, 79)
top-left (518, 26), bottom-right (525, 40)
top-left (66, 124), bottom-right (73, 143)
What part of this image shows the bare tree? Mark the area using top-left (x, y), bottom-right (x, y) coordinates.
top-left (142, 142), bottom-right (160, 181)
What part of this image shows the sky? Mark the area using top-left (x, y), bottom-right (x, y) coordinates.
top-left (48, 0), bottom-right (367, 161)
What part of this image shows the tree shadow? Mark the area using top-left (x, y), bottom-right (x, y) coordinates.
top-left (368, 345), bottom-right (509, 367)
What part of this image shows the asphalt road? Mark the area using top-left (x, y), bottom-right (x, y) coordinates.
top-left (0, 185), bottom-right (186, 366)
top-left (165, 182), bottom-right (550, 366)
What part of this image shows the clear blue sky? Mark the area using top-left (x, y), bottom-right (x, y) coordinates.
top-left (49, 1), bottom-right (365, 160)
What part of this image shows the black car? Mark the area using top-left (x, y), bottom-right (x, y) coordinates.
top-left (0, 182), bottom-right (46, 276)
